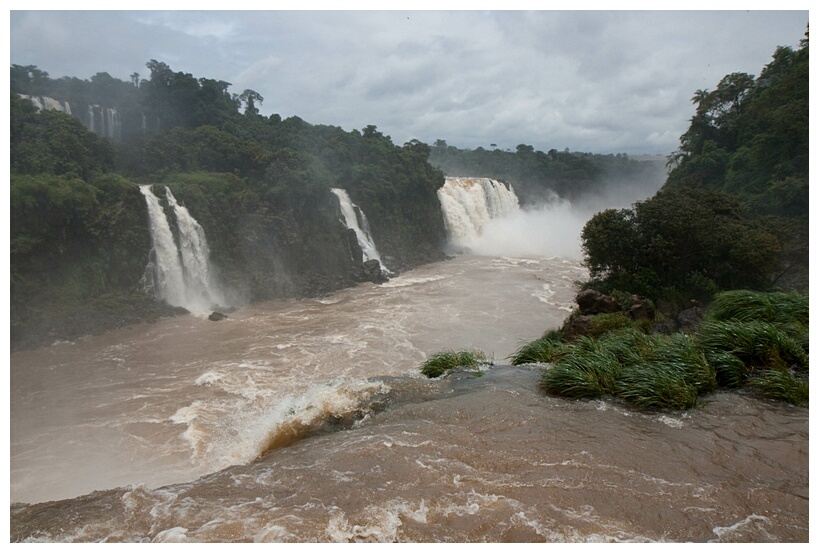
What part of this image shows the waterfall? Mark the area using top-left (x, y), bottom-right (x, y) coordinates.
top-left (331, 188), bottom-right (389, 271)
top-left (140, 185), bottom-right (227, 313)
top-left (437, 177), bottom-right (520, 249)
top-left (87, 105), bottom-right (121, 140)
top-left (19, 94), bottom-right (71, 114)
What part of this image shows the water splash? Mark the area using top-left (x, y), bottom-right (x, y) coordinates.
top-left (140, 185), bottom-right (227, 313)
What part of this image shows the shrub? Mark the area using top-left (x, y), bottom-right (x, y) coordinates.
top-left (588, 312), bottom-right (635, 337)
top-left (419, 349), bottom-right (487, 378)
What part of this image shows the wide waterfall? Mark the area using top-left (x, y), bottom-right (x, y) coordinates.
top-left (18, 94), bottom-right (72, 115)
top-left (437, 177), bottom-right (588, 259)
top-left (331, 188), bottom-right (389, 271)
top-left (140, 185), bottom-right (227, 313)
top-left (437, 177), bottom-right (520, 248)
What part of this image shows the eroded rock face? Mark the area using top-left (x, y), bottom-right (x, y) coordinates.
top-left (362, 259), bottom-right (389, 284)
top-left (576, 289), bottom-right (620, 315)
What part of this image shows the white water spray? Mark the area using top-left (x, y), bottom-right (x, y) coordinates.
top-left (437, 177), bottom-right (586, 259)
top-left (437, 178), bottom-right (520, 247)
top-left (331, 188), bottom-right (389, 271)
top-left (140, 185), bottom-right (227, 313)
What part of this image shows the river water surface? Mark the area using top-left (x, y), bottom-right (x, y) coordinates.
top-left (9, 255), bottom-right (809, 542)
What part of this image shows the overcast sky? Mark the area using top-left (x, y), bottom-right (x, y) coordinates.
top-left (8, 7), bottom-right (809, 155)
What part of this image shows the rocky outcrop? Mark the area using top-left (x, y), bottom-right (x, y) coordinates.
top-left (362, 259), bottom-right (389, 284)
top-left (576, 289), bottom-right (620, 314)
top-left (627, 294), bottom-right (655, 321)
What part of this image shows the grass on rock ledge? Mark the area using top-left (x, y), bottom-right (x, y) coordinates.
top-left (419, 349), bottom-right (488, 378)
top-left (509, 290), bottom-right (808, 410)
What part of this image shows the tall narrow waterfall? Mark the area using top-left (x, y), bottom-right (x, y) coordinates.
top-left (437, 177), bottom-right (520, 249)
top-left (140, 185), bottom-right (227, 313)
top-left (331, 188), bottom-right (389, 271)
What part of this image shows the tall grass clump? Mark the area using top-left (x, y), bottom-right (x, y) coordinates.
top-left (509, 330), bottom-right (570, 365)
top-left (615, 362), bottom-right (700, 410)
top-left (748, 369), bottom-right (809, 406)
top-left (540, 337), bottom-right (621, 398)
top-left (419, 349), bottom-right (487, 378)
top-left (707, 290), bottom-right (808, 327)
top-left (696, 320), bottom-right (808, 372)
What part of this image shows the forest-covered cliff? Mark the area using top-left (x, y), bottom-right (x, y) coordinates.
top-left (10, 63), bottom-right (449, 351)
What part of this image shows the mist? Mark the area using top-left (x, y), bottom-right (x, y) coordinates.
top-left (451, 168), bottom-right (666, 260)
top-left (468, 200), bottom-right (588, 260)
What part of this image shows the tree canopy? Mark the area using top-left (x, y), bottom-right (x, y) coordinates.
top-left (582, 30), bottom-right (808, 303)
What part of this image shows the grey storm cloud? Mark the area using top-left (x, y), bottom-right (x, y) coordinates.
top-left (9, 9), bottom-right (808, 155)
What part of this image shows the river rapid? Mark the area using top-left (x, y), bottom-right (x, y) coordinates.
top-left (9, 255), bottom-right (809, 542)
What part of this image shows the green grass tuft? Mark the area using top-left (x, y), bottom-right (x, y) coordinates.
top-left (707, 290), bottom-right (808, 327)
top-left (696, 319), bottom-right (808, 371)
top-left (419, 349), bottom-right (487, 378)
top-left (509, 333), bottom-right (570, 365)
top-left (615, 361), bottom-right (700, 410)
top-left (541, 337), bottom-right (621, 398)
top-left (749, 369), bottom-right (809, 406)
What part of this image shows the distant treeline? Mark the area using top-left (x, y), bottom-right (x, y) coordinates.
top-left (428, 141), bottom-right (666, 206)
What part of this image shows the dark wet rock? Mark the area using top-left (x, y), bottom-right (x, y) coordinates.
top-left (560, 314), bottom-right (594, 342)
top-left (677, 306), bottom-right (707, 332)
top-left (362, 259), bottom-right (389, 284)
top-left (209, 311), bottom-right (228, 321)
top-left (627, 295), bottom-right (655, 321)
top-left (576, 289), bottom-right (620, 315)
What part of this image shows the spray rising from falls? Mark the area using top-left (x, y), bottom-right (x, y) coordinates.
top-left (437, 177), bottom-right (520, 246)
top-left (331, 188), bottom-right (390, 272)
top-left (140, 185), bottom-right (227, 313)
top-left (437, 177), bottom-right (586, 259)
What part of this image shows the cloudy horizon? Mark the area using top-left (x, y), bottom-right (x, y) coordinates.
top-left (8, 9), bottom-right (809, 155)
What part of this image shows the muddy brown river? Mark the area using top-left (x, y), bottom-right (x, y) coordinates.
top-left (9, 255), bottom-right (808, 542)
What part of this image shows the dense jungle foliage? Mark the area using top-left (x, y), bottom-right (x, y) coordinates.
top-left (10, 61), bottom-right (448, 350)
top-left (580, 32), bottom-right (809, 307)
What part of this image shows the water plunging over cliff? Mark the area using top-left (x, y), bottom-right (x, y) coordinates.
top-left (437, 177), bottom-right (520, 248)
top-left (140, 185), bottom-right (226, 313)
top-left (87, 105), bottom-right (121, 140)
top-left (331, 188), bottom-right (389, 271)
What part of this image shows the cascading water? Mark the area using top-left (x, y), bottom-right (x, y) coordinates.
top-left (436, 177), bottom-right (588, 258)
top-left (331, 188), bottom-right (389, 271)
top-left (437, 177), bottom-right (520, 249)
top-left (140, 185), bottom-right (227, 313)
